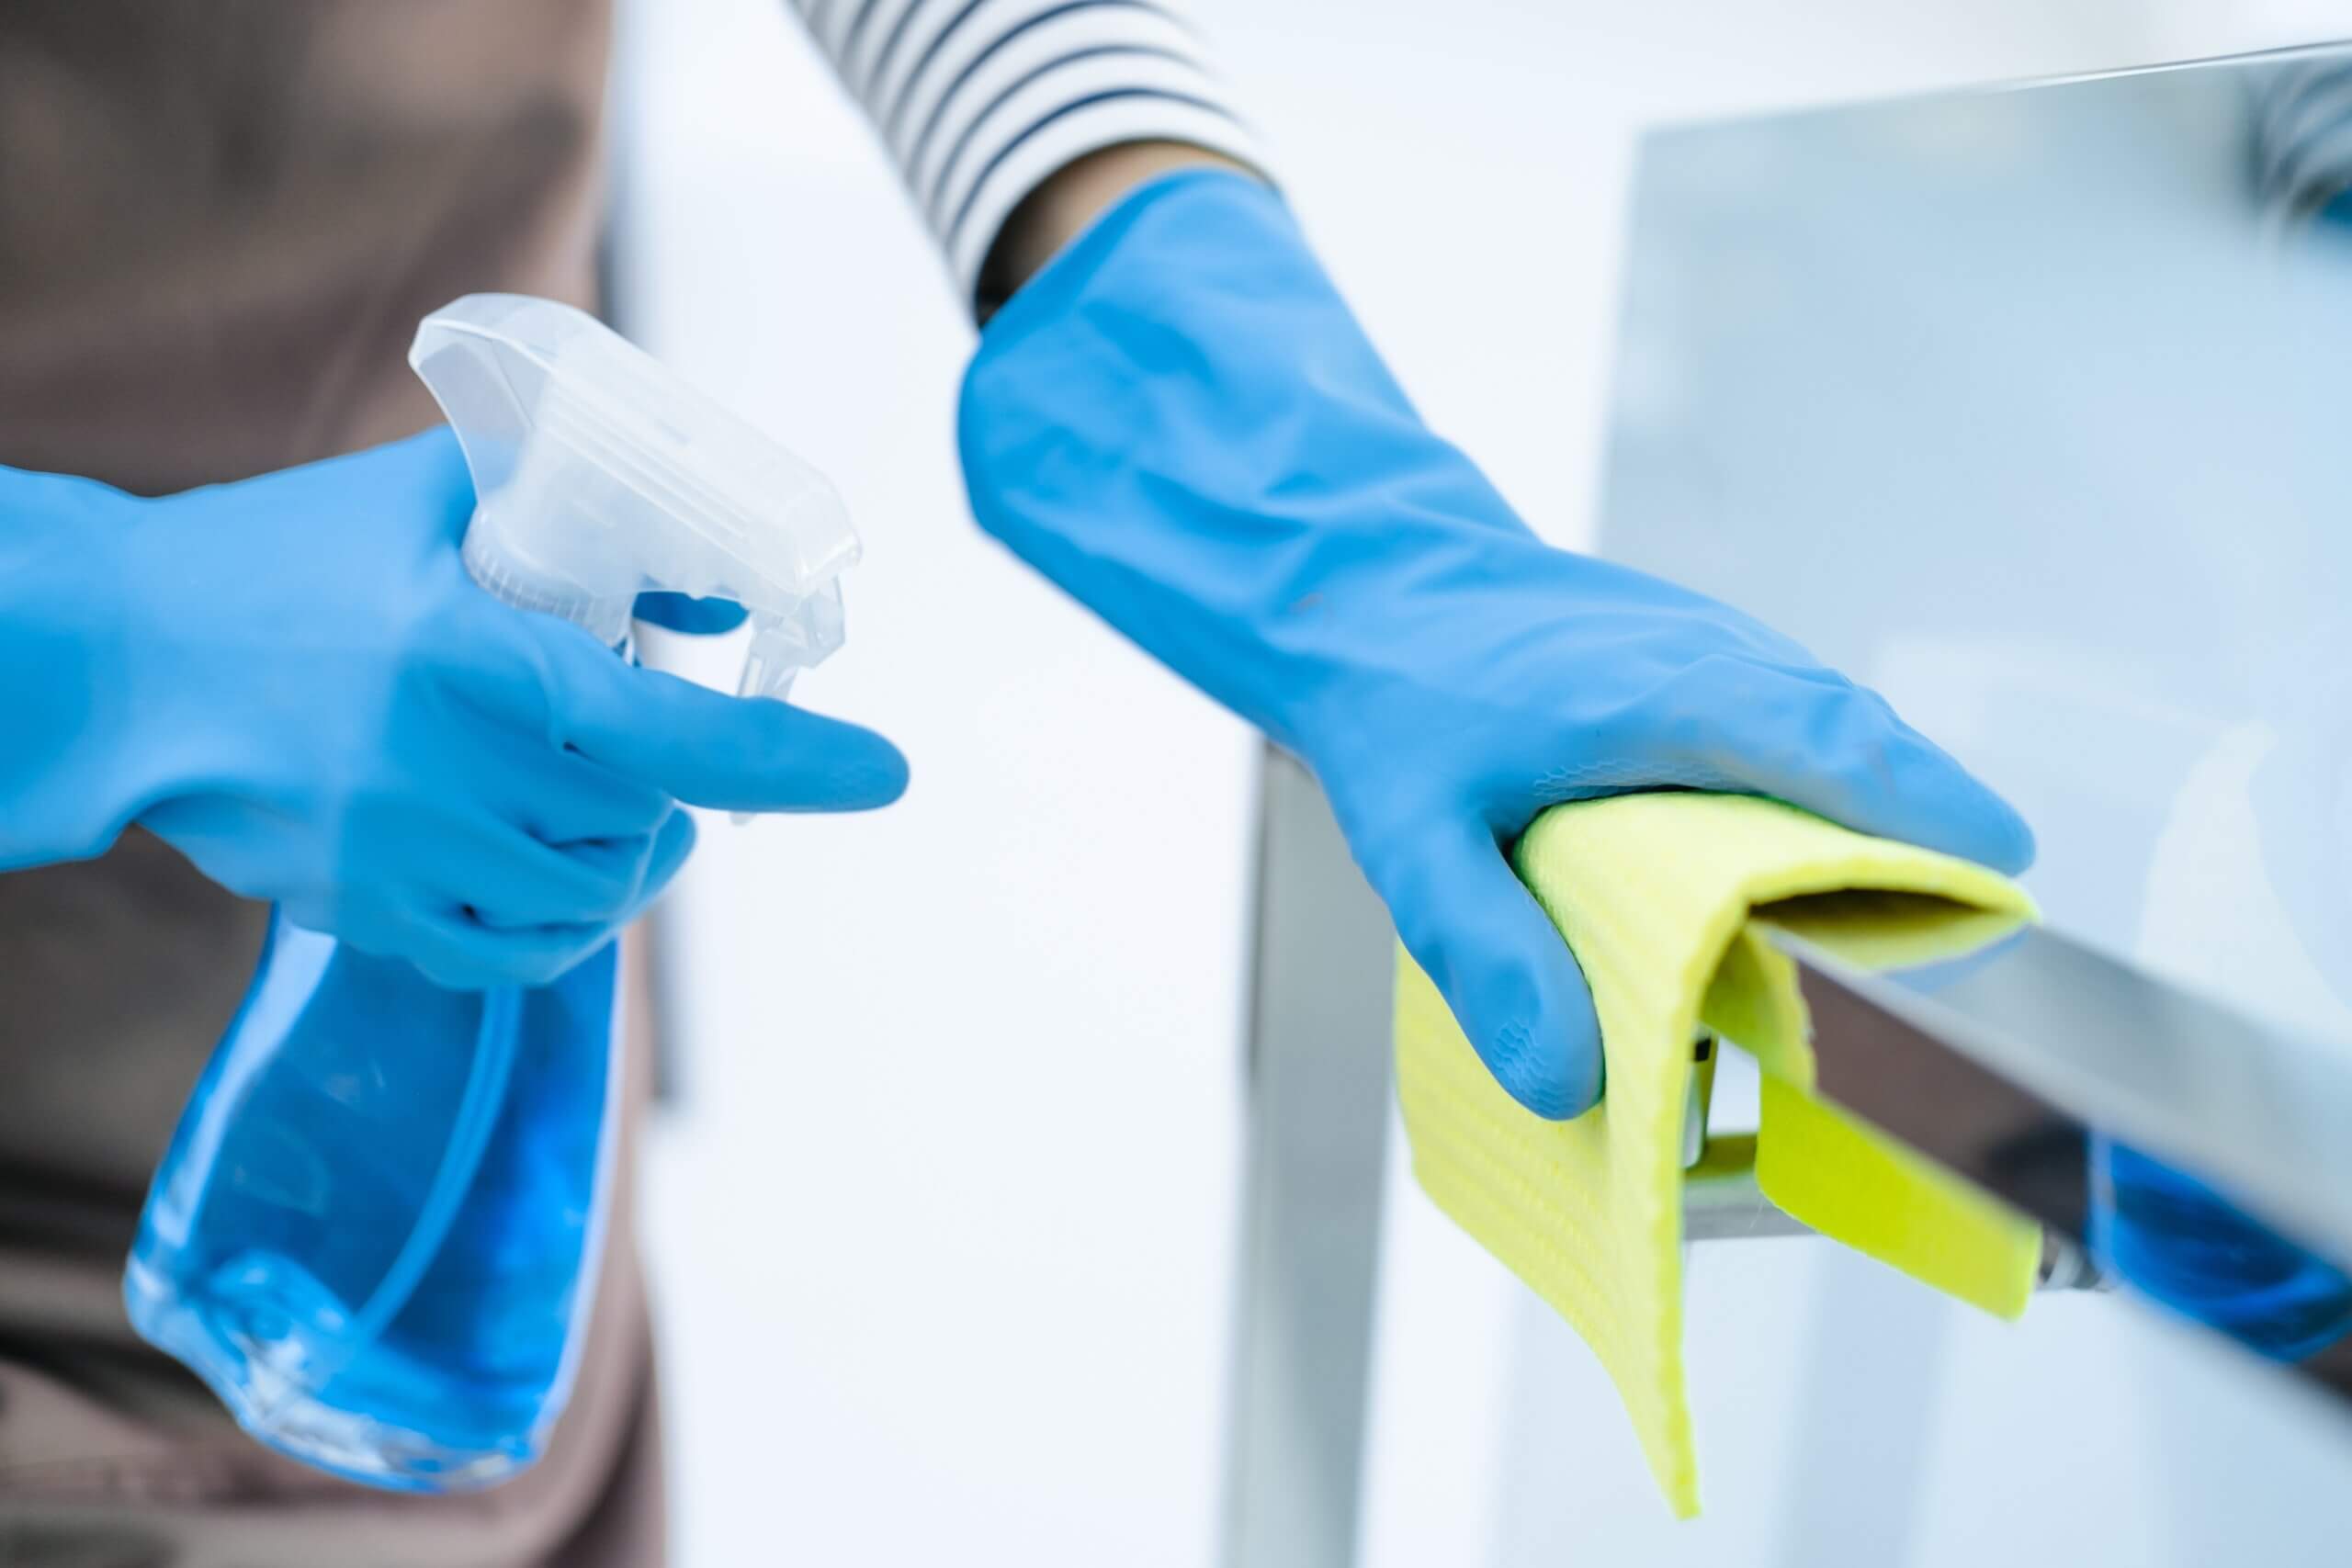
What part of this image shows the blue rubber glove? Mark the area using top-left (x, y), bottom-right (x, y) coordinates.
top-left (2091, 1136), bottom-right (2352, 1362)
top-left (959, 171), bottom-right (2031, 1119)
top-left (2, 429), bottom-right (907, 988)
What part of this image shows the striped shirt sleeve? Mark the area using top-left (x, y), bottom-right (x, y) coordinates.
top-left (784, 0), bottom-right (1264, 303)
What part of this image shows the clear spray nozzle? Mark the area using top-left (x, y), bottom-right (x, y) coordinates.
top-left (741, 584), bottom-right (847, 703)
top-left (407, 294), bottom-right (861, 699)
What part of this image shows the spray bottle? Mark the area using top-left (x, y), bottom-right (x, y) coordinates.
top-left (123, 295), bottom-right (859, 1490)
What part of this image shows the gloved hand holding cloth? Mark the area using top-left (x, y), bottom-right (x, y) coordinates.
top-left (959, 168), bottom-right (2031, 1119)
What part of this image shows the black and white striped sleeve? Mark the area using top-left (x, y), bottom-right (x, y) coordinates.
top-left (784, 1), bottom-right (1264, 301)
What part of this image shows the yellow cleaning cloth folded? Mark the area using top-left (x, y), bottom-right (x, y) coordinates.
top-left (1394, 794), bottom-right (2040, 1517)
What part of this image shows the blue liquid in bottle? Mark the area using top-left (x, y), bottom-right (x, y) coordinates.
top-left (125, 911), bottom-right (620, 1490)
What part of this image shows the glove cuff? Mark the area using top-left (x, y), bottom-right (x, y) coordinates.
top-left (0, 476), bottom-right (166, 865)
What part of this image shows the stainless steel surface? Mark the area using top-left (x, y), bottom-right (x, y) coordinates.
top-left (1681, 1033), bottom-right (1716, 1170)
top-left (2040, 1231), bottom-right (2109, 1293)
top-left (1584, 42), bottom-right (2352, 1547)
top-left (1773, 923), bottom-right (2352, 1269)
top-left (1220, 747), bottom-right (1396, 1568)
top-left (1776, 922), bottom-right (2352, 1398)
top-left (1682, 1135), bottom-right (1811, 1242)
top-left (1602, 45), bottom-right (2352, 1018)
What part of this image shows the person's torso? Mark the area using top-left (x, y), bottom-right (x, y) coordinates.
top-left (0, 0), bottom-right (614, 1278)
top-left (0, 14), bottom-right (668, 1561)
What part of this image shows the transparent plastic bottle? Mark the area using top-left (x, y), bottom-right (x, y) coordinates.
top-left (124, 295), bottom-right (861, 1490)
top-left (126, 932), bottom-right (620, 1488)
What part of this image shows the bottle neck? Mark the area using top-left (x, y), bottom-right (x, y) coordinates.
top-left (460, 513), bottom-right (634, 648)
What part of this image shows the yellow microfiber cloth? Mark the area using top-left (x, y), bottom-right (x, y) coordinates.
top-left (1394, 793), bottom-right (2041, 1517)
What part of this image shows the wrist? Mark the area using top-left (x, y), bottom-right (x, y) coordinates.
top-left (0, 476), bottom-right (164, 863)
top-left (976, 141), bottom-right (1266, 317)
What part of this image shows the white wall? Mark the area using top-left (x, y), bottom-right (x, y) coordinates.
top-left (615, 6), bottom-right (1252, 1562)
top-left (614, 2), bottom-right (2352, 1562)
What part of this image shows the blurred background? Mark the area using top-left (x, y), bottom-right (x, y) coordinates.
top-left (608, 2), bottom-right (2352, 1562)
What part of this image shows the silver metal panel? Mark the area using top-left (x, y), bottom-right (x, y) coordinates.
top-left (1682, 1136), bottom-right (1812, 1242)
top-left (1585, 37), bottom-right (2352, 1555)
top-left (1219, 748), bottom-right (1396, 1568)
top-left (1778, 923), bottom-right (2352, 1267)
top-left (1600, 45), bottom-right (2352, 1025)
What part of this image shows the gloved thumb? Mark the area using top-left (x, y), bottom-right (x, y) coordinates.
top-left (1378, 820), bottom-right (1603, 1120)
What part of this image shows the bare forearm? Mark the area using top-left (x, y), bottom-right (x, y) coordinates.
top-left (977, 141), bottom-right (1261, 311)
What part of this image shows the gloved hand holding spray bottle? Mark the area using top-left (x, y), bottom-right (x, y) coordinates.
top-left (124, 295), bottom-right (862, 1490)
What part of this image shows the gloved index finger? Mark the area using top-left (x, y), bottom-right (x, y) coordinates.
top-left (1657, 663), bottom-right (2036, 877)
top-left (538, 627), bottom-right (909, 813)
